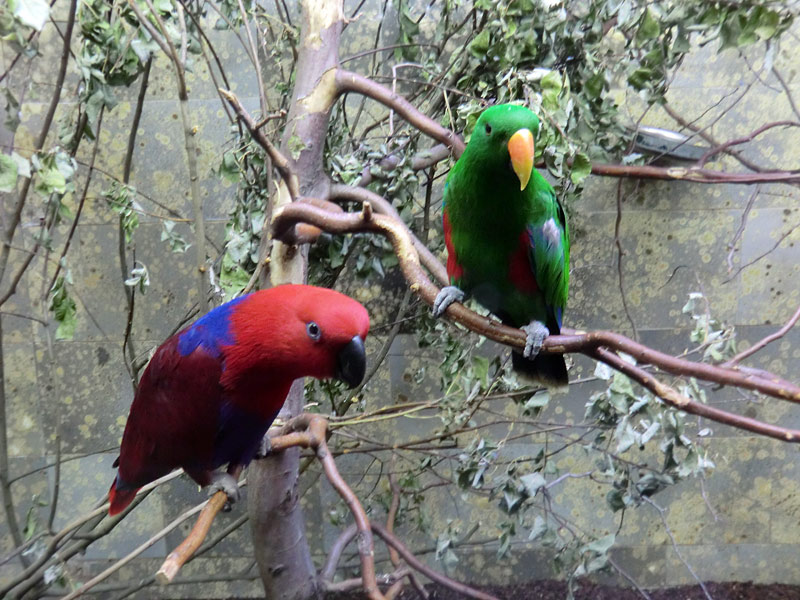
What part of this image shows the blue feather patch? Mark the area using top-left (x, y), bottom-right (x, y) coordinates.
top-left (213, 401), bottom-right (276, 468)
top-left (177, 295), bottom-right (248, 358)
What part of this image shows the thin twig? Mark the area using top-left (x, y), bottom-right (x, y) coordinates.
top-left (371, 522), bottom-right (499, 600)
top-left (772, 67), bottom-right (800, 121)
top-left (219, 88), bottom-right (300, 200)
top-left (724, 303), bottom-right (800, 368)
top-left (614, 180), bottom-right (638, 340)
top-left (642, 497), bottom-right (713, 600)
top-left (726, 185), bottom-right (759, 273)
top-left (60, 503), bottom-right (207, 600)
top-left (236, 0), bottom-right (269, 116)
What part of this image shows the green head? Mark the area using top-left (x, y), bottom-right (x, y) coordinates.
top-left (467, 104), bottom-right (541, 190)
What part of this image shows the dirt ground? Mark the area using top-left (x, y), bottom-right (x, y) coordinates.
top-left (325, 580), bottom-right (800, 599)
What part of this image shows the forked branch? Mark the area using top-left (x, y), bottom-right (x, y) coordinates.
top-left (156, 414), bottom-right (386, 600)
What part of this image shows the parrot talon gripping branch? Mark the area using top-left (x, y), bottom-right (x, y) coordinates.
top-left (431, 285), bottom-right (466, 318)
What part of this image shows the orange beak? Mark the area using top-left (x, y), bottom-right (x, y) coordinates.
top-left (508, 128), bottom-right (534, 191)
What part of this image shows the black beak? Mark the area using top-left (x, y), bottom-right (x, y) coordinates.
top-left (336, 335), bottom-right (366, 388)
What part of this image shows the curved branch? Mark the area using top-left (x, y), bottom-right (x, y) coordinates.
top-left (335, 69), bottom-right (465, 155)
top-left (329, 184), bottom-right (448, 285)
top-left (270, 200), bottom-right (800, 443)
top-left (355, 143), bottom-right (452, 188)
top-left (697, 120), bottom-right (800, 167)
top-left (332, 70), bottom-right (800, 187)
top-left (724, 303), bottom-right (800, 368)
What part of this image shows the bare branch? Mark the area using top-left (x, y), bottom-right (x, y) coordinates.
top-left (335, 69), bottom-right (465, 155)
top-left (371, 522), bottom-right (499, 600)
top-left (724, 303), bottom-right (800, 368)
top-left (697, 120), bottom-right (800, 167)
top-left (61, 503), bottom-right (207, 600)
top-left (590, 162), bottom-right (800, 184)
top-left (219, 88), bottom-right (300, 201)
top-left (156, 466), bottom-right (244, 583)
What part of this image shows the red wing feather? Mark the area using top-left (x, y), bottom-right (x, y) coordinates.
top-left (116, 335), bottom-right (224, 491)
top-left (443, 209), bottom-right (465, 284)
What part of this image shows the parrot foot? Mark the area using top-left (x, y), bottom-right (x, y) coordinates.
top-left (432, 286), bottom-right (465, 318)
top-left (521, 321), bottom-right (550, 359)
top-left (255, 434), bottom-right (272, 459)
top-left (208, 472), bottom-right (241, 509)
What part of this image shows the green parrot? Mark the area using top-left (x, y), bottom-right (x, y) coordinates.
top-left (432, 104), bottom-right (569, 387)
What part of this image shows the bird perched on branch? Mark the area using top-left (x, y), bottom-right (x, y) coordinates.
top-left (108, 284), bottom-right (369, 515)
top-left (433, 104), bottom-right (569, 387)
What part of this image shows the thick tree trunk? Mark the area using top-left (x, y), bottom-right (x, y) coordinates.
top-left (248, 1), bottom-right (344, 598)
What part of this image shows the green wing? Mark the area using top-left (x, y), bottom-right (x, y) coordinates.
top-left (526, 187), bottom-right (569, 330)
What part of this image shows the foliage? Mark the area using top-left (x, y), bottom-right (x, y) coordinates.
top-left (103, 182), bottom-right (141, 243)
top-left (49, 274), bottom-right (76, 341)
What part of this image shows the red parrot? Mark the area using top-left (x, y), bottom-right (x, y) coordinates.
top-left (108, 284), bottom-right (369, 515)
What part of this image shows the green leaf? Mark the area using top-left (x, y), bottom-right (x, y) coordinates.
top-left (0, 154), bottom-right (18, 192)
top-left (540, 70), bottom-right (563, 110)
top-left (219, 253), bottom-right (251, 300)
top-left (755, 10), bottom-right (780, 40)
top-left (521, 472), bottom-right (546, 497)
top-left (528, 515), bottom-right (547, 541)
top-left (570, 152), bottom-right (591, 185)
top-left (606, 488), bottom-right (626, 512)
top-left (471, 355), bottom-right (489, 387)
top-left (49, 276), bottom-right (77, 340)
top-left (4, 88), bottom-right (21, 132)
top-left (12, 0), bottom-right (50, 31)
top-left (585, 533), bottom-right (615, 554)
top-left (523, 390), bottom-right (550, 412)
top-left (636, 8), bottom-right (660, 41)
top-left (11, 152), bottom-right (30, 179)
top-left (628, 67), bottom-right (654, 90)
top-left (584, 72), bottom-right (605, 99)
top-left (161, 220), bottom-right (190, 253)
top-left (469, 30), bottom-right (490, 58)
top-left (219, 150), bottom-right (240, 183)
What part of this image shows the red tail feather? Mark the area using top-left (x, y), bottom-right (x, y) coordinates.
top-left (108, 480), bottom-right (138, 516)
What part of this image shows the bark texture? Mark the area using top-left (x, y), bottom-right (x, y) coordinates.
top-left (247, 1), bottom-right (344, 598)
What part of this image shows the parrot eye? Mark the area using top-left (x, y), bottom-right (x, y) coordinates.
top-left (306, 321), bottom-right (322, 341)
top-left (484, 123), bottom-right (492, 135)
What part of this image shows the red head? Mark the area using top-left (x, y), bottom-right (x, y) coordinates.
top-left (222, 284), bottom-right (370, 389)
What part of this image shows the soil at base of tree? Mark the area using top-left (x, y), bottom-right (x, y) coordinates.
top-left (322, 580), bottom-right (800, 600)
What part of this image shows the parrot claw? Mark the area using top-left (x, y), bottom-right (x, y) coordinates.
top-left (255, 434), bottom-right (272, 459)
top-left (208, 472), bottom-right (241, 508)
top-left (432, 286), bottom-right (465, 318)
top-left (521, 321), bottom-right (550, 359)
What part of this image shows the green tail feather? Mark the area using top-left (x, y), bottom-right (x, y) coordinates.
top-left (511, 350), bottom-right (568, 388)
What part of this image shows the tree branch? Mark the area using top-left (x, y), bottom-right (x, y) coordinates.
top-left (156, 466), bottom-right (244, 584)
top-left (270, 199), bottom-right (800, 443)
top-left (156, 415), bottom-right (386, 599)
top-left (335, 69), bottom-right (465, 155)
top-left (219, 88), bottom-right (300, 201)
